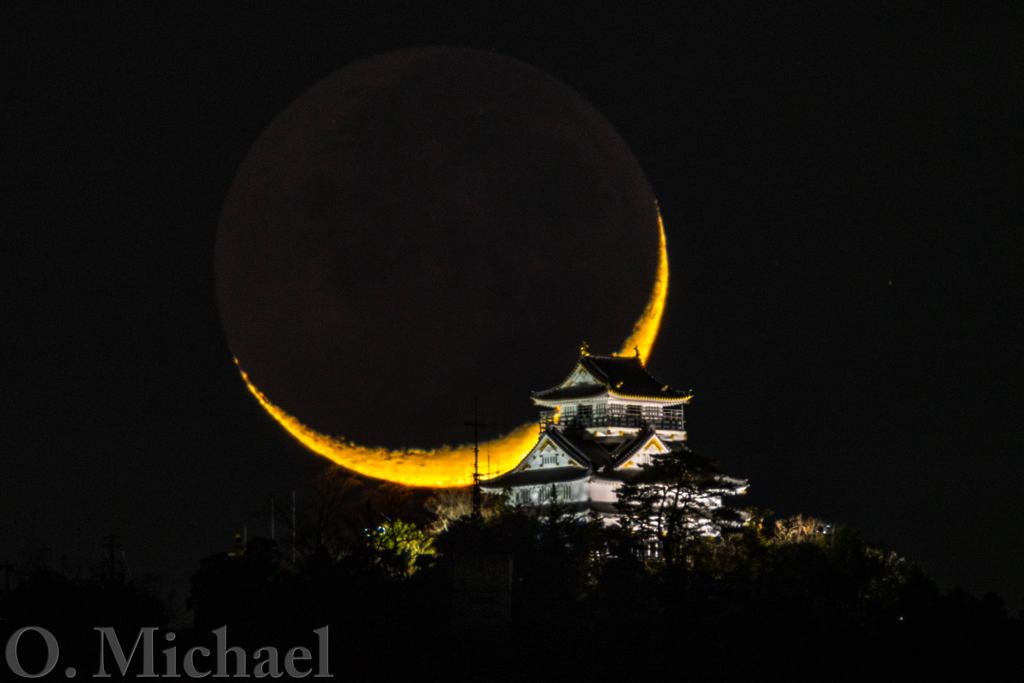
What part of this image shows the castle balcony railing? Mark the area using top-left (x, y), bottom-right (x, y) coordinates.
top-left (539, 410), bottom-right (684, 432)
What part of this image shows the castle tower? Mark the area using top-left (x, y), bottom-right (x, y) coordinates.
top-left (481, 346), bottom-right (745, 518)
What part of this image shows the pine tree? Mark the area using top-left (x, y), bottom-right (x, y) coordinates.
top-left (614, 448), bottom-right (742, 567)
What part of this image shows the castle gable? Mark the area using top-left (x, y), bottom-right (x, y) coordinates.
top-left (514, 433), bottom-right (587, 472)
top-left (614, 432), bottom-right (671, 470)
top-left (562, 363), bottom-right (600, 387)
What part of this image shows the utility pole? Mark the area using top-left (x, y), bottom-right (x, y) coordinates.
top-left (291, 490), bottom-right (297, 564)
top-left (465, 399), bottom-right (487, 521)
top-left (100, 535), bottom-right (127, 584)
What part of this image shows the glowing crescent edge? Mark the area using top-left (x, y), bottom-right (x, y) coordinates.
top-left (236, 212), bottom-right (669, 488)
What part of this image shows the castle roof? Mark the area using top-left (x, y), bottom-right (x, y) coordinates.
top-left (609, 424), bottom-right (660, 462)
top-left (482, 425), bottom-right (694, 492)
top-left (480, 467), bottom-right (589, 489)
top-left (532, 353), bottom-right (692, 403)
top-left (549, 427), bottom-right (614, 468)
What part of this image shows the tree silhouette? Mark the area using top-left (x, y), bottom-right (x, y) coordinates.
top-left (614, 448), bottom-right (743, 567)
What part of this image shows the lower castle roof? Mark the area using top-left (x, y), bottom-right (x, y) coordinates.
top-left (481, 467), bottom-right (588, 489)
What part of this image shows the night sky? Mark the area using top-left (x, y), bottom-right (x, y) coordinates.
top-left (4, 5), bottom-right (1021, 609)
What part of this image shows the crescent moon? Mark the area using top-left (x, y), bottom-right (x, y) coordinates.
top-left (236, 212), bottom-right (669, 488)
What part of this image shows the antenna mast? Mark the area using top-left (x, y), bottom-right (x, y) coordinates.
top-left (465, 399), bottom-right (487, 521)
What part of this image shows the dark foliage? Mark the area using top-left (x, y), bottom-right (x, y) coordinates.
top-left (0, 564), bottom-right (168, 678)
top-left (2, 469), bottom-right (1018, 681)
top-left (184, 472), bottom-right (1020, 681)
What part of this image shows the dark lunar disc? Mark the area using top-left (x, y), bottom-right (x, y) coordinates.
top-left (216, 47), bottom-right (659, 448)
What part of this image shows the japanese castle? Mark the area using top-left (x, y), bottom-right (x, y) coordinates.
top-left (481, 345), bottom-right (747, 518)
